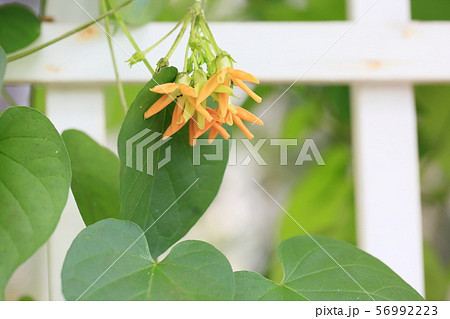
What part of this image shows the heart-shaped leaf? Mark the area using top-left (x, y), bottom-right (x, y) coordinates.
top-left (0, 107), bottom-right (71, 299)
top-left (0, 4), bottom-right (41, 54)
top-left (0, 45), bottom-right (5, 90)
top-left (62, 129), bottom-right (120, 226)
top-left (234, 271), bottom-right (308, 301)
top-left (62, 219), bottom-right (234, 300)
top-left (118, 67), bottom-right (229, 258)
top-left (235, 236), bottom-right (423, 301)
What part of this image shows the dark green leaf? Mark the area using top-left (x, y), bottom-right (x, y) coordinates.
top-left (0, 107), bottom-right (71, 299)
top-left (236, 236), bottom-right (423, 301)
top-left (62, 130), bottom-right (120, 226)
top-left (118, 67), bottom-right (229, 258)
top-left (62, 219), bottom-right (234, 300)
top-left (0, 45), bottom-right (5, 90)
top-left (234, 271), bottom-right (307, 301)
top-left (0, 4), bottom-right (41, 54)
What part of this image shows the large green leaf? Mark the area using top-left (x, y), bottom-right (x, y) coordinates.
top-left (235, 271), bottom-right (307, 301)
top-left (269, 146), bottom-right (355, 282)
top-left (0, 4), bottom-right (41, 54)
top-left (0, 107), bottom-right (71, 299)
top-left (62, 219), bottom-right (234, 300)
top-left (62, 130), bottom-right (120, 226)
top-left (111, 0), bottom-right (167, 26)
top-left (118, 67), bottom-right (229, 258)
top-left (235, 236), bottom-right (423, 301)
top-left (0, 45), bottom-right (5, 90)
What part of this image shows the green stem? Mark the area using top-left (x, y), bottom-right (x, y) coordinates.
top-left (164, 17), bottom-right (190, 61)
top-left (142, 15), bottom-right (188, 55)
top-left (184, 14), bottom-right (199, 72)
top-left (101, 0), bottom-right (127, 114)
top-left (7, 0), bottom-right (133, 63)
top-left (40, 0), bottom-right (47, 17)
top-left (107, 0), bottom-right (155, 74)
top-left (199, 39), bottom-right (215, 61)
top-left (199, 13), bottom-right (222, 55)
top-left (1, 88), bottom-right (17, 106)
top-left (183, 42), bottom-right (190, 73)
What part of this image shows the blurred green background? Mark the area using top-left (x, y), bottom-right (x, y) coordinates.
top-left (101, 0), bottom-right (449, 301)
top-left (1, 0), bottom-right (448, 301)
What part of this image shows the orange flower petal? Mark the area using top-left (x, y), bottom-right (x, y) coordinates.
top-left (187, 97), bottom-right (213, 122)
top-left (179, 84), bottom-right (198, 98)
top-left (232, 78), bottom-right (262, 103)
top-left (163, 122), bottom-right (186, 139)
top-left (212, 122), bottom-right (230, 140)
top-left (226, 68), bottom-right (259, 84)
top-left (216, 69), bottom-right (228, 84)
top-left (206, 107), bottom-right (223, 122)
top-left (208, 126), bottom-right (219, 143)
top-left (144, 95), bottom-right (173, 119)
top-left (150, 83), bottom-right (179, 94)
top-left (189, 120), bottom-right (197, 146)
top-left (197, 73), bottom-right (220, 104)
top-left (225, 111), bottom-right (233, 126)
top-left (194, 121), bottom-right (213, 139)
top-left (234, 106), bottom-right (264, 125)
top-left (172, 97), bottom-right (185, 124)
top-left (232, 114), bottom-right (254, 139)
top-left (218, 92), bottom-right (229, 119)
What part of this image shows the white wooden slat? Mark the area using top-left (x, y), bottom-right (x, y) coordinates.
top-left (349, 0), bottom-right (424, 295)
top-left (44, 1), bottom-right (103, 301)
top-left (45, 0), bottom-right (99, 23)
top-left (45, 86), bottom-right (106, 300)
top-left (348, 0), bottom-right (410, 22)
top-left (4, 21), bottom-right (450, 85)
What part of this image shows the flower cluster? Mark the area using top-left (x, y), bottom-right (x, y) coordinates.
top-left (145, 56), bottom-right (263, 145)
top-left (141, 3), bottom-right (263, 145)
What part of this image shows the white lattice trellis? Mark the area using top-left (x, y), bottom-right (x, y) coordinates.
top-left (5, 0), bottom-right (449, 300)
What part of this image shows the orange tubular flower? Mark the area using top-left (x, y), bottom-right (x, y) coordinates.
top-left (189, 55), bottom-right (264, 141)
top-left (145, 73), bottom-right (214, 144)
top-left (145, 58), bottom-right (263, 145)
top-left (192, 105), bottom-right (263, 143)
top-left (197, 67), bottom-right (262, 117)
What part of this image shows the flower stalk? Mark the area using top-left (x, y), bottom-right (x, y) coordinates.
top-left (143, 0), bottom-right (263, 146)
